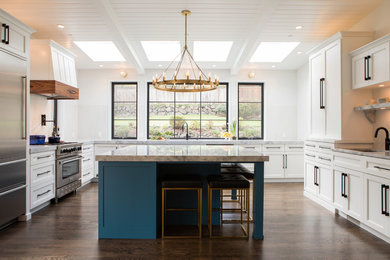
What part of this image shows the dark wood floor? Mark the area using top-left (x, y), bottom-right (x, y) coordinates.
top-left (1, 183), bottom-right (390, 259)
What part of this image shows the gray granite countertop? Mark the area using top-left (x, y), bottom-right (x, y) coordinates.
top-left (333, 148), bottom-right (390, 160)
top-left (86, 139), bottom-right (303, 145)
top-left (95, 144), bottom-right (269, 162)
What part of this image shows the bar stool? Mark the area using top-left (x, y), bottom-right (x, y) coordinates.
top-left (221, 164), bottom-right (254, 221)
top-left (161, 175), bottom-right (202, 239)
top-left (208, 174), bottom-right (250, 239)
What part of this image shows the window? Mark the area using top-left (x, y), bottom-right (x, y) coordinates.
top-left (112, 82), bottom-right (137, 139)
top-left (238, 83), bottom-right (263, 139)
top-left (147, 83), bottom-right (228, 139)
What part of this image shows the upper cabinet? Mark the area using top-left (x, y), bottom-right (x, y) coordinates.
top-left (0, 9), bottom-right (35, 59)
top-left (351, 34), bottom-right (390, 89)
top-left (309, 32), bottom-right (374, 141)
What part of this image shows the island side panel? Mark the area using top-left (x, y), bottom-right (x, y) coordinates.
top-left (253, 162), bottom-right (264, 239)
top-left (98, 162), bottom-right (157, 239)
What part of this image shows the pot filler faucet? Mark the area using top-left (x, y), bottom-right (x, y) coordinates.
top-left (374, 127), bottom-right (390, 150)
top-left (182, 121), bottom-right (189, 140)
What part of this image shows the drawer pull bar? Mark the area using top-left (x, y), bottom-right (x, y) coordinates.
top-left (318, 157), bottom-right (331, 162)
top-left (374, 166), bottom-right (390, 171)
top-left (319, 146), bottom-right (331, 150)
top-left (305, 153), bottom-right (315, 158)
top-left (289, 146), bottom-right (303, 149)
top-left (265, 146), bottom-right (281, 149)
top-left (37, 155), bottom-right (51, 160)
top-left (37, 170), bottom-right (51, 176)
top-left (37, 190), bottom-right (51, 197)
top-left (83, 172), bottom-right (91, 177)
top-left (305, 144), bottom-right (315, 148)
top-left (83, 158), bottom-right (91, 162)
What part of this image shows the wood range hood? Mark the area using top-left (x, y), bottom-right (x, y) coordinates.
top-left (30, 40), bottom-right (79, 100)
top-left (30, 80), bottom-right (79, 100)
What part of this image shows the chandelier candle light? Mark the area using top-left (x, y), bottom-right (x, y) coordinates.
top-left (152, 10), bottom-right (219, 92)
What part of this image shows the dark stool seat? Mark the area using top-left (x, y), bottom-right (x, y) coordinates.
top-left (208, 174), bottom-right (249, 189)
top-left (221, 166), bottom-right (254, 180)
top-left (162, 175), bottom-right (203, 188)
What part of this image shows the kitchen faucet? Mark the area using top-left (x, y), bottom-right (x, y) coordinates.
top-left (182, 121), bottom-right (189, 140)
top-left (374, 127), bottom-right (390, 150)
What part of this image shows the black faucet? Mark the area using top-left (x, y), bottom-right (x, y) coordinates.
top-left (182, 122), bottom-right (189, 140)
top-left (375, 127), bottom-right (390, 150)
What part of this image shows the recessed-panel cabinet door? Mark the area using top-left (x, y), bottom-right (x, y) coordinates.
top-left (352, 52), bottom-right (367, 89)
top-left (318, 165), bottom-right (333, 203)
top-left (304, 160), bottom-right (317, 195)
top-left (363, 174), bottom-right (389, 236)
top-left (324, 42), bottom-right (341, 140)
top-left (368, 42), bottom-right (390, 86)
top-left (264, 153), bottom-right (284, 178)
top-left (310, 52), bottom-right (325, 137)
top-left (346, 170), bottom-right (363, 221)
top-left (333, 169), bottom-right (345, 210)
top-left (284, 153), bottom-right (304, 178)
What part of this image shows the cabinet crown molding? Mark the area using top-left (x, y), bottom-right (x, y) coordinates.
top-left (0, 8), bottom-right (35, 34)
top-left (351, 33), bottom-right (390, 56)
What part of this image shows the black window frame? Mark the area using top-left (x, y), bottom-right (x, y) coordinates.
top-left (238, 82), bottom-right (264, 140)
top-left (147, 82), bottom-right (229, 139)
top-left (111, 81), bottom-right (138, 139)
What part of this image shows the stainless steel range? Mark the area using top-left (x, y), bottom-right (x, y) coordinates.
top-left (55, 142), bottom-right (82, 202)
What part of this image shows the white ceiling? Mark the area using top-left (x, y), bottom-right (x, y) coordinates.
top-left (0, 0), bottom-right (384, 73)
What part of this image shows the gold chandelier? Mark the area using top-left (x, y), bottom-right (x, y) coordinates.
top-left (152, 10), bottom-right (219, 92)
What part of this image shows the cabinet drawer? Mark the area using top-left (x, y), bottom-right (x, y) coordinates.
top-left (317, 144), bottom-right (333, 154)
top-left (31, 182), bottom-right (55, 209)
top-left (263, 145), bottom-right (284, 152)
top-left (285, 145), bottom-right (304, 152)
top-left (316, 153), bottom-right (332, 165)
top-left (0, 20), bottom-right (28, 59)
top-left (304, 151), bottom-right (316, 161)
top-left (333, 152), bottom-right (363, 171)
top-left (31, 151), bottom-right (55, 166)
top-left (31, 162), bottom-right (55, 187)
top-left (304, 142), bottom-right (316, 151)
top-left (82, 144), bottom-right (94, 153)
top-left (366, 158), bottom-right (390, 179)
top-left (82, 152), bottom-right (94, 169)
top-left (82, 167), bottom-right (94, 184)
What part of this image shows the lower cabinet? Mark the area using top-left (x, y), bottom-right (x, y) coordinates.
top-left (363, 173), bottom-right (390, 236)
top-left (333, 168), bottom-right (363, 220)
top-left (81, 144), bottom-right (95, 185)
top-left (304, 159), bottom-right (332, 203)
top-left (264, 153), bottom-right (284, 178)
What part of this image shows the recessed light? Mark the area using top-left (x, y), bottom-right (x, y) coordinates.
top-left (99, 65), bottom-right (103, 68)
top-left (120, 71), bottom-right (127, 78)
top-left (57, 24), bottom-right (65, 29)
top-left (297, 51), bottom-right (303, 55)
top-left (212, 64), bottom-right (216, 68)
top-left (379, 84), bottom-right (385, 87)
top-left (271, 65), bottom-right (276, 68)
top-left (74, 41), bottom-right (125, 61)
top-left (295, 25), bottom-right (303, 30)
top-left (250, 42), bottom-right (300, 63)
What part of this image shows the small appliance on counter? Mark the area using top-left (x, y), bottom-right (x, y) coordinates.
top-left (48, 126), bottom-right (61, 143)
top-left (30, 135), bottom-right (45, 145)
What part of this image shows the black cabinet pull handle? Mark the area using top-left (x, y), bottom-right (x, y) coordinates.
top-left (367, 55), bottom-right (371, 80)
top-left (319, 78), bottom-right (325, 109)
top-left (37, 170), bottom-right (51, 176)
top-left (5, 25), bottom-right (9, 45)
top-left (285, 154), bottom-right (287, 169)
top-left (37, 190), bottom-right (51, 198)
top-left (364, 56), bottom-right (368, 80)
top-left (314, 166), bottom-right (319, 186)
top-left (374, 166), bottom-right (390, 171)
top-left (386, 185), bottom-right (390, 216)
top-left (1, 24), bottom-right (6, 43)
top-left (343, 174), bottom-right (348, 198)
top-left (382, 184), bottom-right (386, 215)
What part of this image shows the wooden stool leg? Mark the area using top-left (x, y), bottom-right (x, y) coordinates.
top-left (208, 185), bottom-right (212, 238)
top-left (162, 188), bottom-right (165, 238)
top-left (246, 188), bottom-right (250, 239)
top-left (198, 188), bottom-right (202, 238)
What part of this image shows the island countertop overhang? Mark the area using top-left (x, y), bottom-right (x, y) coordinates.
top-left (95, 144), bottom-right (269, 162)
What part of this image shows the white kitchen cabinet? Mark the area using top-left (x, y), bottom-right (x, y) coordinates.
top-left (81, 144), bottom-right (95, 185)
top-left (363, 173), bottom-right (390, 236)
top-left (317, 164), bottom-right (333, 203)
top-left (351, 36), bottom-right (390, 89)
top-left (0, 9), bottom-right (34, 59)
top-left (304, 160), bottom-right (317, 195)
top-left (50, 43), bottom-right (77, 87)
top-left (29, 151), bottom-right (56, 211)
top-left (334, 168), bottom-right (363, 221)
top-left (309, 32), bottom-right (374, 141)
top-left (263, 144), bottom-right (304, 180)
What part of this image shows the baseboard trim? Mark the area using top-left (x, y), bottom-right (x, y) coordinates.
top-left (303, 190), bottom-right (335, 213)
top-left (265, 178), bottom-right (303, 183)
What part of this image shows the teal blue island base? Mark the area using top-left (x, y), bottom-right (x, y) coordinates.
top-left (98, 161), bottom-right (265, 240)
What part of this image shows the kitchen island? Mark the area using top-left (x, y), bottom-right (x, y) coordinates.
top-left (95, 145), bottom-right (269, 239)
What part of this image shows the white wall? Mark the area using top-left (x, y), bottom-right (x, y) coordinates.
top-left (76, 68), bottom-right (298, 141)
top-left (296, 62), bottom-right (310, 140)
top-left (30, 94), bottom-right (53, 137)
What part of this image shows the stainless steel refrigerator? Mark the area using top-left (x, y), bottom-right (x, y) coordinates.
top-left (0, 50), bottom-right (27, 228)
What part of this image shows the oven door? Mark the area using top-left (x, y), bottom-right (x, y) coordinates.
top-left (57, 156), bottom-right (82, 188)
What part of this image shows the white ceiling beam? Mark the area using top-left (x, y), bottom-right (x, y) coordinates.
top-left (96, 0), bottom-right (144, 74)
top-left (230, 0), bottom-right (282, 75)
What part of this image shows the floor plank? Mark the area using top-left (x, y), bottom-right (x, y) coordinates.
top-left (0, 183), bottom-right (390, 259)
